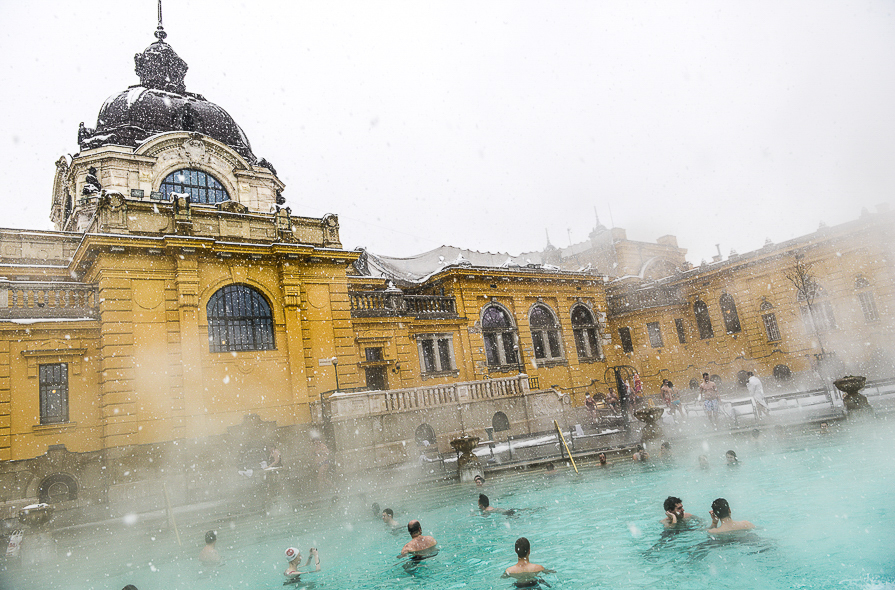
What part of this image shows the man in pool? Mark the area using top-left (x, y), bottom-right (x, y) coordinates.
top-left (502, 537), bottom-right (555, 587)
top-left (708, 498), bottom-right (755, 534)
top-left (661, 496), bottom-right (694, 528)
top-left (399, 520), bottom-right (438, 560)
top-left (199, 530), bottom-right (221, 565)
top-left (478, 493), bottom-right (514, 515)
top-left (474, 474), bottom-right (485, 486)
top-left (700, 373), bottom-right (720, 426)
top-left (382, 508), bottom-right (401, 531)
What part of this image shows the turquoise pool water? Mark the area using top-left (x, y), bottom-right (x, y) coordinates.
top-left (5, 415), bottom-right (895, 590)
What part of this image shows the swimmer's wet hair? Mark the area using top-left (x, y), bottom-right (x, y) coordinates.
top-left (711, 498), bottom-right (731, 519)
top-left (383, 508), bottom-right (394, 517)
top-left (479, 494), bottom-right (490, 508)
top-left (474, 474), bottom-right (484, 482)
top-left (726, 450), bottom-right (738, 459)
top-left (515, 537), bottom-right (530, 558)
top-left (663, 496), bottom-right (682, 512)
top-left (205, 530), bottom-right (216, 544)
top-left (407, 520), bottom-right (422, 535)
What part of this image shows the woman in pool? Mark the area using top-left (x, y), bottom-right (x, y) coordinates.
top-left (284, 547), bottom-right (320, 583)
top-left (502, 537), bottom-right (555, 587)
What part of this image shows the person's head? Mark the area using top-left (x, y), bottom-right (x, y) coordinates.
top-left (703, 372), bottom-right (709, 381)
top-left (726, 450), bottom-right (738, 463)
top-left (585, 393), bottom-right (591, 399)
top-left (514, 537), bottom-right (531, 559)
top-left (661, 441), bottom-right (671, 451)
top-left (598, 453), bottom-right (607, 465)
top-left (667, 380), bottom-right (673, 388)
top-left (663, 496), bottom-right (683, 513)
top-left (751, 428), bottom-right (760, 439)
top-left (474, 474), bottom-right (485, 486)
top-left (205, 530), bottom-right (216, 545)
top-left (382, 508), bottom-right (394, 520)
top-left (747, 371), bottom-right (754, 377)
top-left (820, 421), bottom-right (829, 432)
top-left (285, 547), bottom-right (301, 565)
top-left (478, 494), bottom-right (490, 509)
top-left (122, 586), bottom-right (139, 590)
top-left (407, 520), bottom-right (422, 537)
top-left (711, 498), bottom-right (731, 519)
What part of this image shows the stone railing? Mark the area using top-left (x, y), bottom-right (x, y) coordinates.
top-left (607, 285), bottom-right (685, 316)
top-left (327, 374), bottom-right (531, 419)
top-left (0, 281), bottom-right (99, 320)
top-left (349, 291), bottom-right (458, 318)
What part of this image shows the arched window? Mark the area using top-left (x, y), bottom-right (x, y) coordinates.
top-left (694, 300), bottom-right (714, 339)
top-left (492, 411), bottom-right (510, 432)
top-left (207, 285), bottom-right (275, 353)
top-left (160, 168), bottom-right (229, 204)
top-left (38, 473), bottom-right (78, 504)
top-left (571, 305), bottom-right (602, 361)
top-left (719, 294), bottom-right (741, 334)
top-left (529, 304), bottom-right (563, 361)
top-left (415, 423), bottom-right (436, 446)
top-left (773, 365), bottom-right (792, 382)
top-left (481, 305), bottom-right (518, 368)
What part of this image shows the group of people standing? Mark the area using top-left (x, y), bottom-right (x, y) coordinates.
top-left (585, 370), bottom-right (771, 426)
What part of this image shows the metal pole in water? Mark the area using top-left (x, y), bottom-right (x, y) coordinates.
top-left (553, 420), bottom-right (578, 474)
top-left (163, 482), bottom-right (182, 546)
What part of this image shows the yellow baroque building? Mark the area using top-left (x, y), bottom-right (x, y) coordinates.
top-left (1, 24), bottom-right (893, 518)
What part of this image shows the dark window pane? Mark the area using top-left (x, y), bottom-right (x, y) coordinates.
top-left (501, 333), bottom-right (517, 364)
top-left (437, 339), bottom-right (452, 370)
top-left (160, 168), bottom-right (230, 204)
top-left (421, 340), bottom-right (436, 372)
top-left (484, 333), bottom-right (500, 366)
top-left (618, 327), bottom-right (633, 353)
top-left (207, 285), bottom-right (275, 352)
top-left (547, 330), bottom-right (561, 357)
top-left (532, 331), bottom-right (546, 359)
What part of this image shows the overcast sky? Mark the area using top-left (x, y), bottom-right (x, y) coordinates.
top-left (2, 1), bottom-right (894, 264)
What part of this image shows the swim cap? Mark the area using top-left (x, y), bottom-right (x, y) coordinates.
top-left (285, 547), bottom-right (300, 561)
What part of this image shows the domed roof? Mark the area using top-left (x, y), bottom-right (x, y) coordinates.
top-left (78, 28), bottom-right (257, 164)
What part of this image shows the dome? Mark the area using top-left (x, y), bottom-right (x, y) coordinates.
top-left (78, 30), bottom-right (257, 164)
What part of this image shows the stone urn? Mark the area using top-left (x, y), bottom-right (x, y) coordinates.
top-left (634, 407), bottom-right (665, 440)
top-left (18, 503), bottom-right (53, 528)
top-left (450, 435), bottom-right (481, 468)
top-left (833, 375), bottom-right (872, 413)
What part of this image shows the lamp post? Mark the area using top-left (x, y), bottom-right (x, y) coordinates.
top-left (331, 356), bottom-right (340, 392)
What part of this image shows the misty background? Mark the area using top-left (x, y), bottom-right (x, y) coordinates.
top-left (1, 0), bottom-right (894, 263)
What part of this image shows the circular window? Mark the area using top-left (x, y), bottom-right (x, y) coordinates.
top-left (38, 473), bottom-right (78, 504)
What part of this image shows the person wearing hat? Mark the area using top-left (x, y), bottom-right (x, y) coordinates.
top-left (284, 546), bottom-right (320, 579)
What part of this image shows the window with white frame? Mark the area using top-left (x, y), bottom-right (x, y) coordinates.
top-left (416, 334), bottom-right (456, 374)
top-left (760, 301), bottom-right (781, 342)
top-left (800, 301), bottom-right (837, 332)
top-left (529, 304), bottom-right (563, 361)
top-left (858, 292), bottom-right (879, 322)
top-left (39, 363), bottom-right (69, 425)
top-left (571, 305), bottom-right (602, 360)
top-left (482, 305), bottom-right (519, 368)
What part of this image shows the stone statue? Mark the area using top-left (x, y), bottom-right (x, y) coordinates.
top-left (82, 167), bottom-right (102, 195)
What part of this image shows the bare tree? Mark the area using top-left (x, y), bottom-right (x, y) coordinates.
top-left (784, 256), bottom-right (826, 357)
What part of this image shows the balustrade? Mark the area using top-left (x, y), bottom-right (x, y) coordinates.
top-left (0, 281), bottom-right (99, 319)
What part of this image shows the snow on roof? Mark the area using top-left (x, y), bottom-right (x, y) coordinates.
top-left (365, 245), bottom-right (548, 283)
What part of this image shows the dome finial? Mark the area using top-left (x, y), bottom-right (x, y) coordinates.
top-left (154, 0), bottom-right (167, 41)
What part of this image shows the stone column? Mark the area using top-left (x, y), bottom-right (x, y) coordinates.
top-left (174, 249), bottom-right (205, 434)
top-left (279, 262), bottom-right (310, 423)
